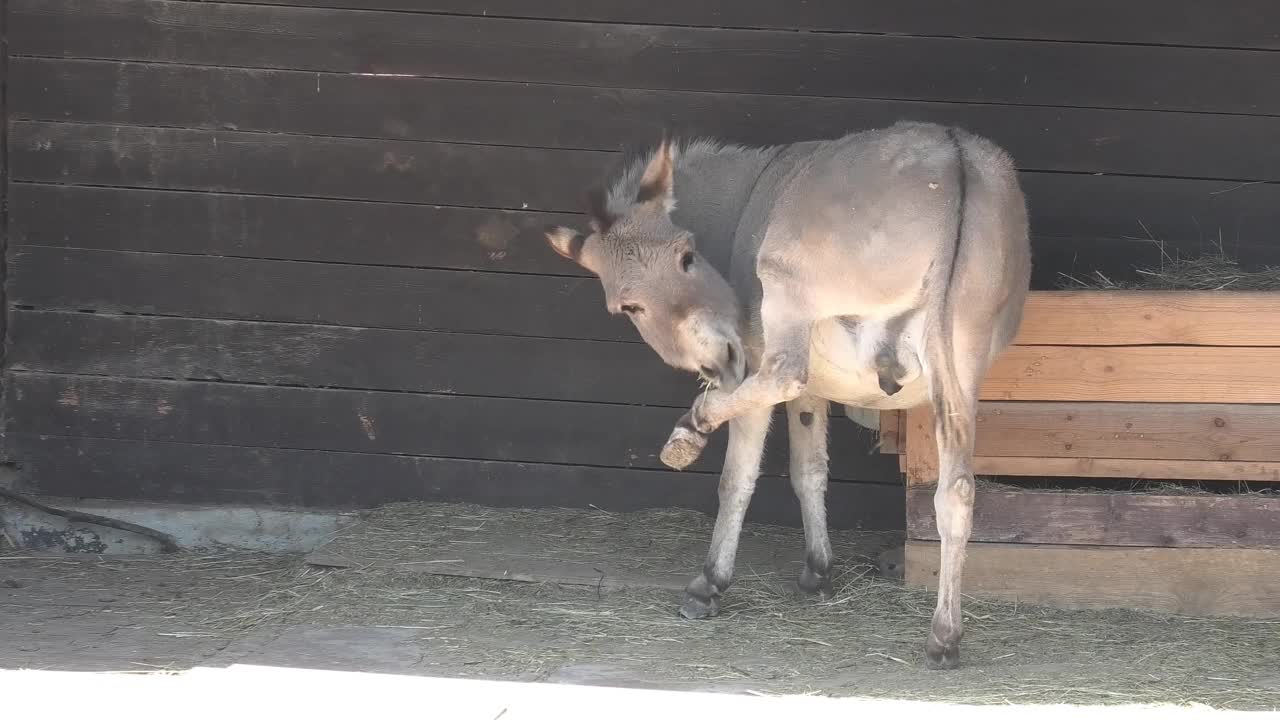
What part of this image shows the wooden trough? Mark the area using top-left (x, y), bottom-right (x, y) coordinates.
top-left (878, 290), bottom-right (1280, 618)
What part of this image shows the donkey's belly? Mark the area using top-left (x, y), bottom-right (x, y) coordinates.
top-left (806, 318), bottom-right (929, 410)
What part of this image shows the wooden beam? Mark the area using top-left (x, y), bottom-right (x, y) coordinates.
top-left (907, 486), bottom-right (1280, 547)
top-left (982, 345), bottom-right (1280, 403)
top-left (905, 403), bottom-right (1280, 483)
top-left (973, 456), bottom-right (1280, 482)
top-left (972, 401), bottom-right (1280, 463)
top-left (905, 540), bottom-right (1280, 617)
top-left (903, 405), bottom-right (939, 486)
top-left (1014, 291), bottom-right (1280, 347)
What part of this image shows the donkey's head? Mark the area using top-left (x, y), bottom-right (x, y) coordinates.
top-left (545, 139), bottom-right (745, 388)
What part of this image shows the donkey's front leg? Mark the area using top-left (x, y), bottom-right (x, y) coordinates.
top-left (680, 407), bottom-right (771, 619)
top-left (691, 295), bottom-right (813, 435)
top-left (786, 395), bottom-right (834, 597)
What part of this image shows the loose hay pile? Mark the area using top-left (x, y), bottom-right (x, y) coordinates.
top-left (1058, 250), bottom-right (1280, 291)
top-left (10, 504), bottom-right (1275, 708)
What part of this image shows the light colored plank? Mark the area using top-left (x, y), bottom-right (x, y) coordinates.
top-left (875, 410), bottom-right (903, 454)
top-left (903, 406), bottom-right (938, 486)
top-left (973, 401), bottom-right (1280, 462)
top-left (907, 486), bottom-right (1280, 547)
top-left (973, 456), bottom-right (1280, 482)
top-left (903, 405), bottom-right (1280, 482)
top-left (981, 345), bottom-right (1280, 403)
top-left (905, 540), bottom-right (1280, 617)
top-left (1014, 291), bottom-right (1280, 347)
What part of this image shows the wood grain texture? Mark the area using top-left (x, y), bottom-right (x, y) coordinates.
top-left (13, 0), bottom-right (1279, 114)
top-left (903, 405), bottom-right (939, 487)
top-left (16, 186), bottom-right (1280, 291)
top-left (5, 434), bottom-right (903, 529)
top-left (15, 57), bottom-right (1280, 182)
top-left (982, 346), bottom-right (1280, 404)
top-left (972, 456), bottom-right (1280, 483)
top-left (14, 122), bottom-right (1280, 251)
top-left (907, 486), bottom-right (1280, 547)
top-left (905, 540), bottom-right (1280, 617)
top-left (903, 403), bottom-right (1280, 484)
top-left (9, 121), bottom-right (611, 213)
top-left (6, 310), bottom-right (687, 406)
top-left (1014, 291), bottom-right (1280, 347)
top-left (3, 372), bottom-right (898, 482)
top-left (971, 402), bottom-right (1280, 463)
top-left (8, 185), bottom-right (587, 276)
top-left (249, 0), bottom-right (1280, 50)
top-left (9, 246), bottom-right (627, 342)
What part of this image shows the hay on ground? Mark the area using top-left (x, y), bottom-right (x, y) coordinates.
top-left (8, 504), bottom-right (1276, 708)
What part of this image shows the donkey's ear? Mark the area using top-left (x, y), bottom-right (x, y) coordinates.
top-left (544, 226), bottom-right (597, 274)
top-left (635, 137), bottom-right (675, 210)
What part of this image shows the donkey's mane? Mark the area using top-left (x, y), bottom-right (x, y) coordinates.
top-left (600, 137), bottom-right (760, 218)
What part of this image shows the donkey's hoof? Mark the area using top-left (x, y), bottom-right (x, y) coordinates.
top-left (797, 567), bottom-right (833, 599)
top-left (678, 591), bottom-right (721, 620)
top-left (924, 633), bottom-right (961, 670)
top-left (660, 426), bottom-right (708, 470)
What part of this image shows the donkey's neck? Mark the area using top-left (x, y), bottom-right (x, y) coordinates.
top-left (669, 143), bottom-right (780, 273)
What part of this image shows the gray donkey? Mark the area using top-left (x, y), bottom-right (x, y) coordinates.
top-left (545, 121), bottom-right (1031, 669)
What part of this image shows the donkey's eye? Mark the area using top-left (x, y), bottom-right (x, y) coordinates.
top-left (680, 251), bottom-right (695, 272)
top-left (620, 304), bottom-right (644, 316)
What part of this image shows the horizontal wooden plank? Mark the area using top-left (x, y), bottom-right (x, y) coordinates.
top-left (1014, 291), bottom-right (1280, 347)
top-left (983, 346), bottom-right (1280, 403)
top-left (5, 435), bottom-right (902, 530)
top-left (15, 58), bottom-right (1280, 182)
top-left (970, 402), bottom-right (1280, 463)
top-left (7, 310), bottom-right (693, 406)
top-left (3, 373), bottom-right (899, 482)
top-left (8, 185), bottom-right (587, 277)
top-left (9, 246), bottom-right (627, 342)
top-left (973, 457), bottom-right (1280, 483)
top-left (14, 0), bottom-right (1279, 115)
top-left (905, 540), bottom-right (1280, 617)
top-left (904, 404), bottom-right (1280, 484)
top-left (250, 0), bottom-right (1280, 50)
top-left (907, 486), bottom-right (1280, 547)
top-left (17, 186), bottom-right (1280, 290)
top-left (14, 123), bottom-right (1280, 252)
top-left (10, 121), bottom-right (609, 213)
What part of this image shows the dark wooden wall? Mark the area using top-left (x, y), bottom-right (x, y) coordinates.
top-left (4, 1), bottom-right (1279, 528)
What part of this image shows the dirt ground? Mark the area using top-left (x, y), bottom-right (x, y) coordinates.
top-left (2, 504), bottom-right (1278, 710)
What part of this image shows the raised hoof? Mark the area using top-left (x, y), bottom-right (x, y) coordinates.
top-left (797, 566), bottom-right (834, 600)
top-left (660, 426), bottom-right (708, 470)
top-left (924, 633), bottom-right (961, 670)
top-left (678, 591), bottom-right (721, 620)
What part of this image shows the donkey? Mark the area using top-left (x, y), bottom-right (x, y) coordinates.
top-left (545, 121), bottom-right (1031, 669)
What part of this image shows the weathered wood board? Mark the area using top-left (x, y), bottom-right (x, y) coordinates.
top-left (905, 540), bottom-right (1280, 617)
top-left (907, 486), bottom-right (1280, 548)
top-left (897, 403), bottom-right (1280, 484)
top-left (1012, 291), bottom-right (1280, 347)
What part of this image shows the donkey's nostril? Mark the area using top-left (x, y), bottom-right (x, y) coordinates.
top-left (725, 343), bottom-right (737, 367)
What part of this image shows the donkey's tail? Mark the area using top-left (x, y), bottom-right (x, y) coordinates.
top-left (925, 127), bottom-right (976, 452)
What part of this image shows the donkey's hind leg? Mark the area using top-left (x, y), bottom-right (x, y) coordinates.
top-left (680, 406), bottom-right (772, 619)
top-left (922, 316), bottom-right (992, 670)
top-left (786, 394), bottom-right (834, 597)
